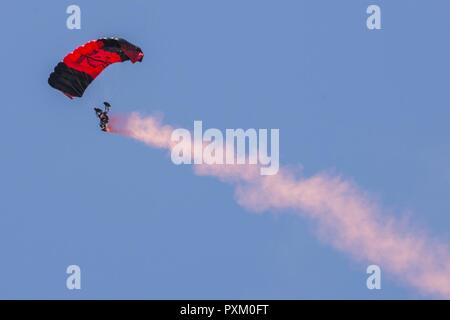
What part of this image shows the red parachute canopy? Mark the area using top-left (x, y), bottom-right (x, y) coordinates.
top-left (48, 37), bottom-right (144, 99)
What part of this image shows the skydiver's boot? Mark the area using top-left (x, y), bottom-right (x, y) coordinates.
top-left (94, 108), bottom-right (103, 117)
top-left (103, 102), bottom-right (111, 113)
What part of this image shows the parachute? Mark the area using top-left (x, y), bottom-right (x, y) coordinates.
top-left (48, 37), bottom-right (144, 99)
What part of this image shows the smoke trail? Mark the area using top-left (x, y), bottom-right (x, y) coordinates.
top-left (110, 113), bottom-right (450, 298)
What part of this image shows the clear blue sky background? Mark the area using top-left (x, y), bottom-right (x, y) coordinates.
top-left (1, 0), bottom-right (449, 299)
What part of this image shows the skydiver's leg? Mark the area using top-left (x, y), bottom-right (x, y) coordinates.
top-left (104, 102), bottom-right (111, 113)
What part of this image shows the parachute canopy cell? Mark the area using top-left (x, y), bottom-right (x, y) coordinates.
top-left (48, 37), bottom-right (144, 99)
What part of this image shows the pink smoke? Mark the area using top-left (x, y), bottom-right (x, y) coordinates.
top-left (110, 113), bottom-right (450, 298)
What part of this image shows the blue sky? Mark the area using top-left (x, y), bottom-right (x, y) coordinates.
top-left (0, 0), bottom-right (449, 299)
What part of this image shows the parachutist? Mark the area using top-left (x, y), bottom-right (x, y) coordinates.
top-left (94, 102), bottom-right (111, 132)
